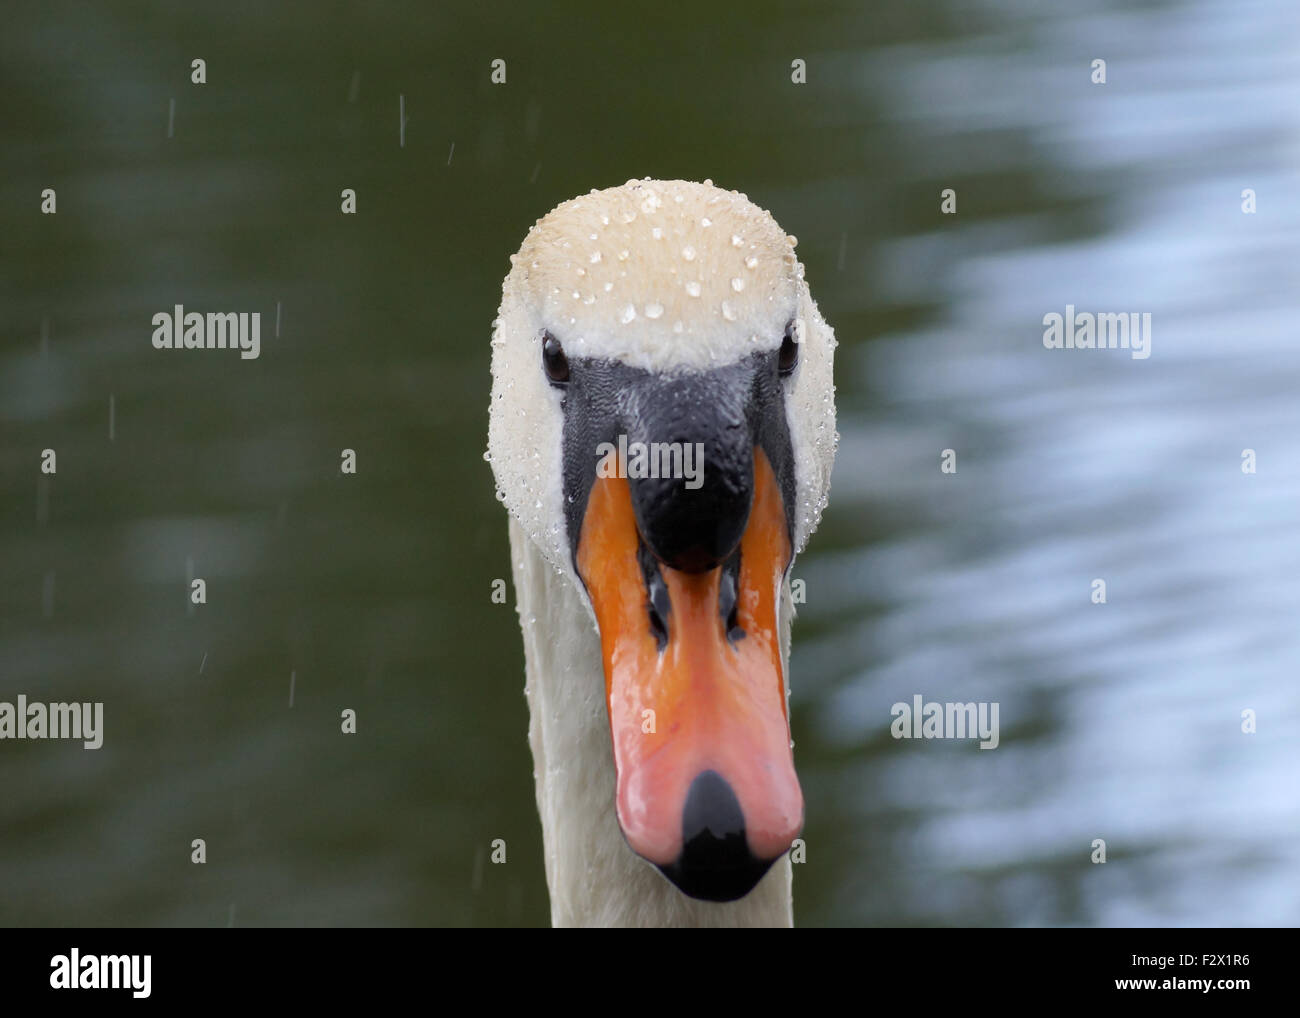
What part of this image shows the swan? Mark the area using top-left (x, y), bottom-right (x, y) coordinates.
top-left (487, 178), bottom-right (837, 927)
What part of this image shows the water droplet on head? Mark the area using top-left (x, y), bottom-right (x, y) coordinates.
top-left (590, 251), bottom-right (602, 263)
top-left (731, 234), bottom-right (744, 248)
top-left (745, 255), bottom-right (758, 269)
top-left (721, 301), bottom-right (737, 322)
top-left (731, 277), bottom-right (744, 292)
top-left (652, 227), bottom-right (663, 240)
top-left (685, 281), bottom-right (701, 297)
top-left (645, 303), bottom-right (663, 319)
top-left (620, 304), bottom-right (637, 324)
top-left (701, 217), bottom-right (712, 227)
top-left (682, 245), bottom-right (696, 261)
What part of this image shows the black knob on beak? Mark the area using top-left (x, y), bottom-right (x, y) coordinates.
top-left (622, 374), bottom-right (753, 573)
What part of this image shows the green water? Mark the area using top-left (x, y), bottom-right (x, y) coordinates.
top-left (2, 0), bottom-right (1296, 926)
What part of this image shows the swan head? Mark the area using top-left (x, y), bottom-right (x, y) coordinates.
top-left (489, 178), bottom-right (836, 903)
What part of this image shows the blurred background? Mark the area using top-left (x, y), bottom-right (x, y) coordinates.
top-left (1, 0), bottom-right (1296, 926)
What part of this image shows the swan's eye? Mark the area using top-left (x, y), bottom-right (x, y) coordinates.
top-left (541, 331), bottom-right (570, 384)
top-left (778, 321), bottom-right (799, 376)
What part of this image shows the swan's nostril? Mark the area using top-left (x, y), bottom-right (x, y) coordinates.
top-left (718, 548), bottom-right (745, 643)
top-left (656, 770), bottom-right (776, 902)
top-left (637, 540), bottom-right (671, 652)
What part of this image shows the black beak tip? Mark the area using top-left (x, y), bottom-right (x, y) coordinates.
top-left (656, 769), bottom-right (780, 903)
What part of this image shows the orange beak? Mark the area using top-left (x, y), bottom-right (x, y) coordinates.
top-left (575, 448), bottom-right (802, 901)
